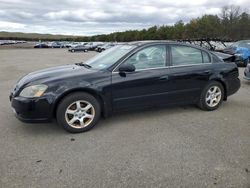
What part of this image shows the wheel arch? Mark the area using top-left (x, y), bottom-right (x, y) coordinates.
top-left (52, 88), bottom-right (106, 118)
top-left (209, 78), bottom-right (227, 100)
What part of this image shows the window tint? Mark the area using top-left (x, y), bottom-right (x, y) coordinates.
top-left (123, 45), bottom-right (167, 70)
top-left (171, 45), bottom-right (203, 66)
top-left (202, 51), bottom-right (211, 63)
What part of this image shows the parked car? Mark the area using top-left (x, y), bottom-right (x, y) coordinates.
top-left (95, 43), bottom-right (115, 52)
top-left (84, 42), bottom-right (104, 51)
top-left (34, 43), bottom-right (49, 48)
top-left (48, 41), bottom-right (64, 48)
top-left (66, 42), bottom-right (81, 48)
top-left (68, 45), bottom-right (88, 52)
top-left (220, 40), bottom-right (250, 67)
top-left (244, 64), bottom-right (250, 80)
top-left (10, 41), bottom-right (240, 133)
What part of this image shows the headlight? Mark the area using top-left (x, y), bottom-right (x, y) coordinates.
top-left (19, 84), bottom-right (48, 98)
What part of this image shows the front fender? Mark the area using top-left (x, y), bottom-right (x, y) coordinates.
top-left (49, 76), bottom-right (112, 118)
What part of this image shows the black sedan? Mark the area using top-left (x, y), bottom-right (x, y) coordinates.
top-left (34, 43), bottom-right (49, 48)
top-left (10, 41), bottom-right (240, 133)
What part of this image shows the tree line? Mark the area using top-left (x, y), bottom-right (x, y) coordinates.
top-left (86, 5), bottom-right (250, 42)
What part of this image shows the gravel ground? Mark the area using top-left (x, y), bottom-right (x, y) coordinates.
top-left (0, 49), bottom-right (249, 188)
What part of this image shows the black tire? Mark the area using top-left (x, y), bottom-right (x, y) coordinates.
top-left (56, 92), bottom-right (101, 133)
top-left (198, 81), bottom-right (224, 111)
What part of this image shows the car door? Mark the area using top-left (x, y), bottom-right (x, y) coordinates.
top-left (168, 44), bottom-right (213, 103)
top-left (111, 44), bottom-right (172, 111)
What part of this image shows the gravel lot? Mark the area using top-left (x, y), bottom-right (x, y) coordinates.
top-left (0, 49), bottom-right (249, 188)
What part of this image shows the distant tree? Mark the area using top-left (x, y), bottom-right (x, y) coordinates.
top-left (220, 5), bottom-right (242, 39)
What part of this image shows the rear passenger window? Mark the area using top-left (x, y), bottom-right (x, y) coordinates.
top-left (202, 51), bottom-right (211, 63)
top-left (171, 45), bottom-right (203, 66)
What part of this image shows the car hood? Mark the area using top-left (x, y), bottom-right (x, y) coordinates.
top-left (16, 64), bottom-right (95, 88)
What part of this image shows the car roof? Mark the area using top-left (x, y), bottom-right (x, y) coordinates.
top-left (125, 40), bottom-right (211, 52)
top-left (127, 40), bottom-right (173, 46)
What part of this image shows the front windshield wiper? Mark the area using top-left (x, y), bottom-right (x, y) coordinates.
top-left (75, 62), bottom-right (92, 69)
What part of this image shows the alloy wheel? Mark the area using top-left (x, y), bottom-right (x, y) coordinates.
top-left (205, 86), bottom-right (222, 107)
top-left (65, 100), bottom-right (95, 128)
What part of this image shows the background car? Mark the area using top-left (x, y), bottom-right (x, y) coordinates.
top-left (244, 64), bottom-right (250, 80)
top-left (84, 42), bottom-right (104, 51)
top-left (34, 43), bottom-right (49, 48)
top-left (66, 42), bottom-right (81, 48)
top-left (48, 41), bottom-right (64, 48)
top-left (68, 45), bottom-right (88, 52)
top-left (220, 40), bottom-right (250, 67)
top-left (95, 43), bottom-right (116, 52)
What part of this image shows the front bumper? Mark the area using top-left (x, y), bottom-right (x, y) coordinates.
top-left (10, 94), bottom-right (53, 123)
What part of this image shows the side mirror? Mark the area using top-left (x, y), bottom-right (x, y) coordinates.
top-left (118, 64), bottom-right (135, 72)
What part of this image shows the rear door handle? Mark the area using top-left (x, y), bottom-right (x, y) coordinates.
top-left (204, 70), bottom-right (211, 74)
top-left (159, 75), bottom-right (169, 81)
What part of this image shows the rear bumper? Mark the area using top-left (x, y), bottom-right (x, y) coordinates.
top-left (227, 78), bottom-right (241, 96)
top-left (244, 67), bottom-right (250, 80)
top-left (10, 95), bottom-right (53, 123)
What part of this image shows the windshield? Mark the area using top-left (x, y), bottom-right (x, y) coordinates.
top-left (231, 40), bottom-right (250, 49)
top-left (84, 45), bottom-right (136, 70)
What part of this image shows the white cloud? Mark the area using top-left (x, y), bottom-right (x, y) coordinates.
top-left (0, 21), bottom-right (26, 29)
top-left (0, 0), bottom-right (249, 35)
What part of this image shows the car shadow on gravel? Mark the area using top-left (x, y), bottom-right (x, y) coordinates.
top-left (13, 104), bottom-right (199, 134)
top-left (94, 104), bottom-right (201, 131)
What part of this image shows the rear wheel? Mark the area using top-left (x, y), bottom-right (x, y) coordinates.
top-left (198, 81), bottom-right (224, 111)
top-left (56, 92), bottom-right (101, 133)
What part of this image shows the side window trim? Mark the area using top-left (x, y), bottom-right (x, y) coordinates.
top-left (166, 44), bottom-right (171, 67)
top-left (201, 50), bottom-right (204, 63)
top-left (201, 50), bottom-right (211, 63)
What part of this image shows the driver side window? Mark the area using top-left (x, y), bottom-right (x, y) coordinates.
top-left (123, 45), bottom-right (167, 70)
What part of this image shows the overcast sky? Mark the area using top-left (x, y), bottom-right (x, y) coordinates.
top-left (0, 0), bottom-right (248, 36)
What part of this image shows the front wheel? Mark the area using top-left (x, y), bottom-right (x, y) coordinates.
top-left (198, 81), bottom-right (224, 111)
top-left (56, 92), bottom-right (101, 133)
